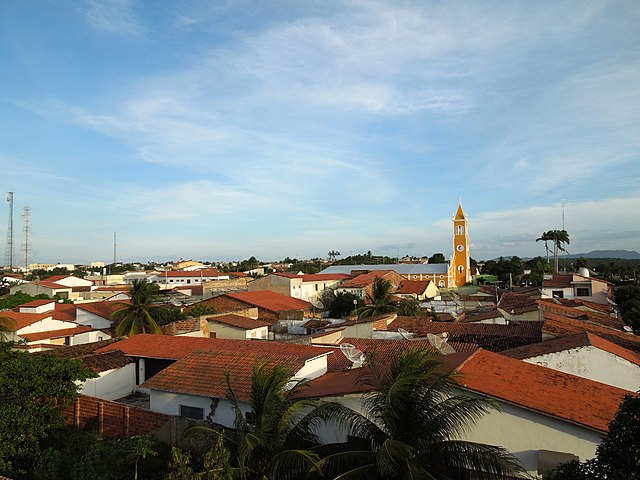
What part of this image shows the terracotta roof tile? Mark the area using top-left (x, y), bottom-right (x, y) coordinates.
top-left (208, 314), bottom-right (271, 330)
top-left (20, 325), bottom-right (93, 342)
top-left (398, 280), bottom-right (431, 295)
top-left (53, 303), bottom-right (78, 321)
top-left (459, 308), bottom-right (504, 323)
top-left (141, 350), bottom-right (304, 401)
top-left (539, 299), bottom-right (624, 330)
top-left (35, 280), bottom-right (71, 290)
top-left (160, 268), bottom-right (225, 278)
top-left (17, 299), bottom-right (56, 308)
top-left (501, 332), bottom-right (640, 367)
top-left (41, 339), bottom-right (119, 357)
top-left (77, 301), bottom-right (127, 320)
top-left (36, 341), bottom-right (131, 373)
top-left (382, 317), bottom-right (542, 351)
top-left (456, 349), bottom-right (632, 432)
top-left (222, 291), bottom-right (314, 312)
top-left (0, 311), bottom-right (51, 330)
top-left (97, 333), bottom-right (336, 362)
top-left (339, 270), bottom-right (398, 289)
top-left (301, 274), bottom-right (351, 282)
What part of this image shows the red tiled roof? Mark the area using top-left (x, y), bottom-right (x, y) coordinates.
top-left (381, 317), bottom-right (542, 351)
top-left (456, 349), bottom-right (632, 432)
top-left (222, 291), bottom-right (314, 312)
top-left (53, 303), bottom-right (78, 321)
top-left (302, 274), bottom-right (351, 282)
top-left (20, 325), bottom-right (93, 342)
top-left (538, 299), bottom-right (623, 330)
top-left (339, 270), bottom-right (397, 289)
top-left (36, 280), bottom-right (71, 290)
top-left (542, 274), bottom-right (573, 288)
top-left (18, 299), bottom-right (56, 308)
top-left (501, 332), bottom-right (640, 367)
top-left (459, 309), bottom-right (504, 323)
top-left (542, 311), bottom-right (640, 353)
top-left (77, 301), bottom-right (127, 319)
top-left (229, 272), bottom-right (250, 278)
top-left (0, 311), bottom-right (51, 330)
top-left (95, 286), bottom-right (131, 291)
top-left (208, 314), bottom-right (271, 330)
top-left (36, 341), bottom-right (131, 373)
top-left (45, 275), bottom-right (73, 282)
top-left (97, 333), bottom-right (336, 362)
top-left (498, 292), bottom-right (539, 314)
top-left (398, 280), bottom-right (431, 295)
top-left (303, 348), bottom-right (632, 432)
top-left (141, 350), bottom-right (303, 401)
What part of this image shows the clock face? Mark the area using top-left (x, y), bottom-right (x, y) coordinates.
top-left (457, 245), bottom-right (464, 252)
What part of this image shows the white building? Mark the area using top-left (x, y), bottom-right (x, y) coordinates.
top-left (247, 273), bottom-right (350, 307)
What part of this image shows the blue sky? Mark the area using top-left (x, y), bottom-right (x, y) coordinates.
top-left (1, 0), bottom-right (639, 265)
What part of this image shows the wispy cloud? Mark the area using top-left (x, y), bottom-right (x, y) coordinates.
top-left (83, 0), bottom-right (144, 36)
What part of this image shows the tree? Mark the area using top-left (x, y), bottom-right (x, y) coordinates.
top-left (536, 231), bottom-right (553, 264)
top-left (186, 362), bottom-right (326, 480)
top-left (320, 289), bottom-right (364, 318)
top-left (113, 279), bottom-right (164, 337)
top-left (0, 343), bottom-right (93, 475)
top-left (356, 277), bottom-right (397, 318)
top-left (127, 435), bottom-right (158, 480)
top-left (328, 250), bottom-right (341, 262)
top-left (396, 297), bottom-right (423, 316)
top-left (538, 230), bottom-right (570, 272)
top-left (614, 284), bottom-right (640, 333)
top-left (429, 253), bottom-right (446, 264)
top-left (319, 348), bottom-right (524, 479)
top-left (549, 394), bottom-right (640, 479)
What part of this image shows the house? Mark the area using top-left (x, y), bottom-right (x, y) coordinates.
top-left (39, 340), bottom-right (136, 401)
top-left (501, 332), bottom-right (640, 392)
top-left (541, 273), bottom-right (612, 305)
top-left (376, 317), bottom-right (543, 352)
top-left (395, 280), bottom-right (439, 301)
top-left (9, 279), bottom-right (73, 299)
top-left (205, 314), bottom-right (271, 340)
top-left (335, 270), bottom-right (405, 300)
top-left (140, 349), bottom-right (331, 425)
top-left (194, 290), bottom-right (315, 321)
top-left (96, 334), bottom-right (340, 386)
top-left (320, 203), bottom-right (472, 288)
top-left (301, 348), bottom-right (632, 478)
top-left (247, 272), bottom-right (350, 307)
top-left (149, 268), bottom-right (230, 287)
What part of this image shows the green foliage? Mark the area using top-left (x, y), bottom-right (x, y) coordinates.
top-left (318, 348), bottom-right (524, 479)
top-left (285, 259), bottom-right (325, 274)
top-left (0, 344), bottom-right (93, 476)
top-left (614, 284), bottom-right (640, 333)
top-left (0, 291), bottom-right (51, 310)
top-left (429, 252), bottom-right (446, 264)
top-left (113, 280), bottom-right (164, 337)
top-left (549, 394), bottom-right (640, 479)
top-left (481, 256), bottom-right (526, 286)
top-left (333, 251), bottom-right (397, 265)
top-left (320, 289), bottom-right (364, 318)
top-left (188, 304), bottom-right (217, 317)
top-left (396, 297), bottom-right (423, 316)
top-left (154, 307), bottom-right (187, 326)
top-left (356, 277), bottom-right (397, 318)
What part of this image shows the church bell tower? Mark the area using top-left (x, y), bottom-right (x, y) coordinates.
top-left (452, 202), bottom-right (471, 287)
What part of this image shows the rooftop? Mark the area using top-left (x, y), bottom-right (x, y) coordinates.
top-left (222, 290), bottom-right (314, 312)
top-left (208, 314), bottom-right (271, 330)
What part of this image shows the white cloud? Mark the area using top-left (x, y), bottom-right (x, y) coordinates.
top-left (83, 0), bottom-right (144, 36)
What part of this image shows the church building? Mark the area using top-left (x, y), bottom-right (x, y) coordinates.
top-left (320, 202), bottom-right (472, 289)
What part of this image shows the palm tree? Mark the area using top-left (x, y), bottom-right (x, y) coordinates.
top-left (536, 231), bottom-right (553, 265)
top-left (548, 229), bottom-right (570, 273)
top-left (113, 279), bottom-right (163, 337)
top-left (186, 362), bottom-right (327, 480)
top-left (0, 315), bottom-right (16, 341)
top-left (355, 277), bottom-right (397, 319)
top-left (318, 348), bottom-right (524, 479)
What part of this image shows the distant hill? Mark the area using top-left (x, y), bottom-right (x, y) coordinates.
top-left (564, 250), bottom-right (640, 259)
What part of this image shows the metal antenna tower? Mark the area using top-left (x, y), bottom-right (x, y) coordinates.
top-left (22, 206), bottom-right (31, 269)
top-left (4, 192), bottom-right (14, 270)
top-left (113, 231), bottom-right (117, 264)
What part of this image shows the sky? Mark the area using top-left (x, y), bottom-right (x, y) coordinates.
top-left (1, 0), bottom-right (639, 265)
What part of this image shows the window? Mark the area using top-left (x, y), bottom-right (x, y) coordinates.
top-left (187, 279), bottom-right (191, 284)
top-left (576, 288), bottom-right (590, 297)
top-left (315, 284), bottom-right (318, 291)
top-left (180, 405), bottom-right (204, 420)
top-left (458, 265), bottom-right (463, 274)
top-left (438, 280), bottom-right (445, 287)
top-left (457, 225), bottom-right (464, 235)
top-left (457, 244), bottom-right (464, 252)
top-left (552, 290), bottom-right (564, 299)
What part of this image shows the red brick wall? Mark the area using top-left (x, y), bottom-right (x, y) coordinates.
top-left (64, 395), bottom-right (171, 439)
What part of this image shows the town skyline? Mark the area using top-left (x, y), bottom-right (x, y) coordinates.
top-left (2, 1), bottom-right (638, 264)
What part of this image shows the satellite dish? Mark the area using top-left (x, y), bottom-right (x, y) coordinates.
top-left (397, 328), bottom-right (413, 340)
top-left (427, 333), bottom-right (456, 355)
top-left (623, 326), bottom-right (633, 333)
top-left (340, 343), bottom-right (366, 368)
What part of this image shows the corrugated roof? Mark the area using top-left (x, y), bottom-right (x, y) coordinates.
top-left (321, 263), bottom-right (450, 276)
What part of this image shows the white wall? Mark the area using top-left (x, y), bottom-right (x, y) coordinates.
top-left (524, 346), bottom-right (640, 392)
top-left (18, 317), bottom-right (77, 335)
top-left (70, 330), bottom-right (112, 345)
top-left (80, 364), bottom-right (137, 401)
top-left (75, 309), bottom-right (113, 329)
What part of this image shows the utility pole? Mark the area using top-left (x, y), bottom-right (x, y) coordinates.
top-left (4, 192), bottom-right (14, 270)
top-left (113, 232), bottom-right (117, 264)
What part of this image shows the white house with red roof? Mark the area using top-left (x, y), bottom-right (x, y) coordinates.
top-left (541, 273), bottom-right (612, 305)
top-left (500, 332), bottom-right (640, 392)
top-left (301, 348), bottom-right (632, 478)
top-left (205, 313), bottom-right (271, 340)
top-left (149, 268), bottom-right (229, 287)
top-left (247, 272), bottom-right (351, 307)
